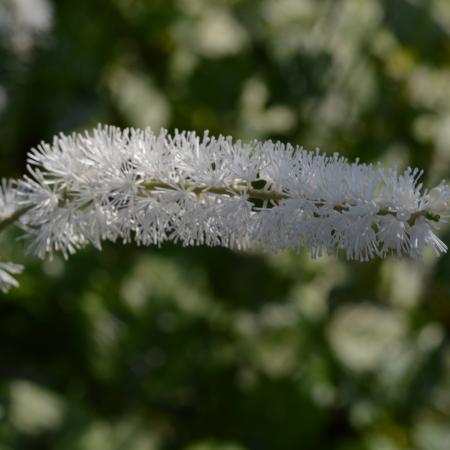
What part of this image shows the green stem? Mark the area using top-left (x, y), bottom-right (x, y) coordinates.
top-left (141, 180), bottom-right (289, 202)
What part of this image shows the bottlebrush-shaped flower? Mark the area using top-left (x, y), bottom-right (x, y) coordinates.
top-left (1, 125), bottom-right (448, 270)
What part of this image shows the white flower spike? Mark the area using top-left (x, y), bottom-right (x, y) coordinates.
top-left (0, 124), bottom-right (449, 291)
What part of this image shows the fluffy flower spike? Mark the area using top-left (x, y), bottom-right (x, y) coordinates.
top-left (2, 124), bottom-right (444, 264)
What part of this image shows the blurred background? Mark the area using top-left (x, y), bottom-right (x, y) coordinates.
top-left (1, 0), bottom-right (450, 449)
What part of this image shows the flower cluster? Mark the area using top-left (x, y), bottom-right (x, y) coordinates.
top-left (4, 124), bottom-right (445, 266)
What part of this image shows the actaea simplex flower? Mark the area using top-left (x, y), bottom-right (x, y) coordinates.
top-left (0, 125), bottom-right (449, 292)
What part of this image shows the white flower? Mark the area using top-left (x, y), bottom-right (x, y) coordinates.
top-left (0, 124), bottom-right (445, 263)
top-left (0, 262), bottom-right (23, 293)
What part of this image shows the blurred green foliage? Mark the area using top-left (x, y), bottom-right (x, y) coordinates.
top-left (1, 0), bottom-right (450, 449)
